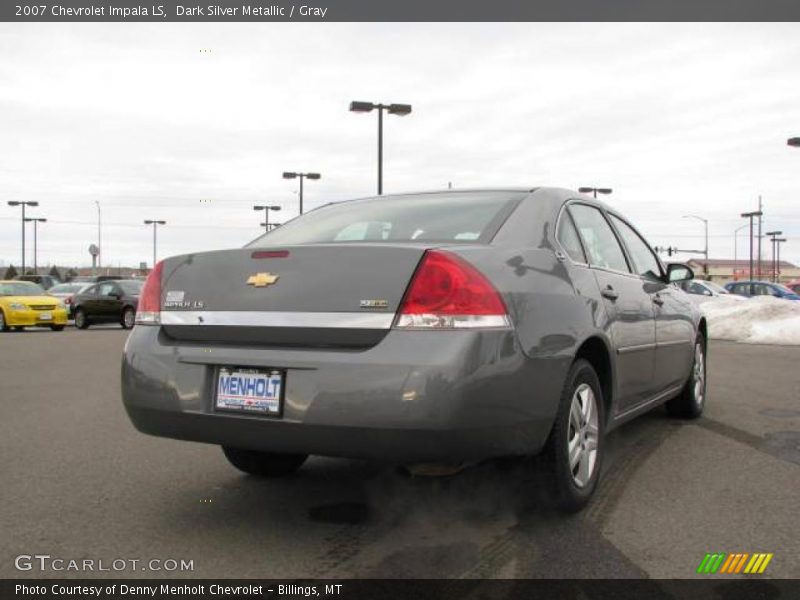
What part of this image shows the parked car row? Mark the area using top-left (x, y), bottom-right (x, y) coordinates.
top-left (677, 278), bottom-right (800, 303)
top-left (724, 280), bottom-right (800, 300)
top-left (0, 278), bottom-right (142, 331)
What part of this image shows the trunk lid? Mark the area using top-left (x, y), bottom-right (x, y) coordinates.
top-left (159, 244), bottom-right (429, 348)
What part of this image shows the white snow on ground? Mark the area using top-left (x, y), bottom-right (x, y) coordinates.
top-left (699, 296), bottom-right (800, 346)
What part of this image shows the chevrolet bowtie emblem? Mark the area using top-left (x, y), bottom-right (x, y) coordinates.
top-left (247, 272), bottom-right (279, 287)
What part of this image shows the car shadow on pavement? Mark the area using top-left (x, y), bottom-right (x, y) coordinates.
top-left (146, 407), bottom-right (686, 578)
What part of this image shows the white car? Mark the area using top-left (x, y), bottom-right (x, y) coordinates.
top-left (677, 279), bottom-right (746, 304)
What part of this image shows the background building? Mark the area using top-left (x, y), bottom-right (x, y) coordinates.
top-left (686, 259), bottom-right (800, 284)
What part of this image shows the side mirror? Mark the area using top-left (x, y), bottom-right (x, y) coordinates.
top-left (110, 291), bottom-right (122, 299)
top-left (667, 263), bottom-right (694, 283)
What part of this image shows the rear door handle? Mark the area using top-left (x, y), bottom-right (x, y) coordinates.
top-left (653, 295), bottom-right (664, 306)
top-left (601, 287), bottom-right (619, 301)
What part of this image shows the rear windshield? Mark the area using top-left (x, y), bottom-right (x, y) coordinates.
top-left (118, 280), bottom-right (143, 294)
top-left (248, 192), bottom-right (525, 247)
top-left (49, 284), bottom-right (86, 294)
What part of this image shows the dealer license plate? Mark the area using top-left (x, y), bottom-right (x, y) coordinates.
top-left (39, 312), bottom-right (52, 321)
top-left (215, 367), bottom-right (282, 415)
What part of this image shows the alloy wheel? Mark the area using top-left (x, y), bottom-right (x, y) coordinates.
top-left (567, 383), bottom-right (599, 488)
top-left (693, 342), bottom-right (705, 407)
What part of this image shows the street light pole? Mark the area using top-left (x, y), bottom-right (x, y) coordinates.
top-left (282, 172), bottom-right (320, 215)
top-left (757, 196), bottom-right (763, 280)
top-left (23, 217), bottom-right (46, 273)
top-left (683, 215), bottom-right (708, 275)
top-left (775, 238), bottom-right (787, 283)
top-left (253, 205), bottom-right (282, 231)
top-left (741, 211), bottom-right (762, 287)
top-left (349, 101), bottom-right (412, 195)
top-left (143, 220), bottom-right (166, 270)
top-left (734, 224), bottom-right (747, 278)
top-left (7, 201), bottom-right (39, 274)
top-left (765, 231), bottom-right (783, 282)
top-left (578, 187), bottom-right (613, 199)
top-left (95, 201), bottom-right (102, 271)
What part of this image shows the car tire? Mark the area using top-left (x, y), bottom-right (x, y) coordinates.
top-left (74, 309), bottom-right (89, 330)
top-left (221, 447), bottom-right (308, 477)
top-left (121, 307), bottom-right (135, 330)
top-left (50, 325), bottom-right (65, 331)
top-left (13, 326), bottom-right (24, 331)
top-left (666, 333), bottom-right (706, 419)
top-left (0, 310), bottom-right (9, 332)
top-left (539, 358), bottom-right (604, 513)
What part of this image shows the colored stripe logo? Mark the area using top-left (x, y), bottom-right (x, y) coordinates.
top-left (697, 553), bottom-right (773, 574)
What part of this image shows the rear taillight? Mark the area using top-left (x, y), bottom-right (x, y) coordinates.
top-left (135, 260), bottom-right (164, 325)
top-left (395, 250), bottom-right (510, 329)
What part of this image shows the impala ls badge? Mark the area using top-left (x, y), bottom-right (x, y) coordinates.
top-left (247, 272), bottom-right (279, 287)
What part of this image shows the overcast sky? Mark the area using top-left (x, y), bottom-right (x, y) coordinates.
top-left (1, 23), bottom-right (799, 271)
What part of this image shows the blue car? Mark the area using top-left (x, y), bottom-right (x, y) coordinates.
top-left (724, 280), bottom-right (800, 300)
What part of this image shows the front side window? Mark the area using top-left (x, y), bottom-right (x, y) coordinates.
top-left (609, 215), bottom-right (662, 281)
top-left (568, 204), bottom-right (630, 273)
top-left (557, 210), bottom-right (587, 263)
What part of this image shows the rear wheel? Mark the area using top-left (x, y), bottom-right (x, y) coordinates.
top-left (121, 307), bottom-right (135, 329)
top-left (0, 310), bottom-right (8, 332)
top-left (539, 358), bottom-right (604, 512)
top-left (50, 325), bottom-right (65, 331)
top-left (666, 334), bottom-right (706, 419)
top-left (221, 447), bottom-right (307, 477)
top-left (13, 326), bottom-right (24, 331)
top-left (74, 309), bottom-right (89, 329)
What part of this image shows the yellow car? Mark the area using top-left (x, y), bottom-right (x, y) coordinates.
top-left (0, 280), bottom-right (69, 331)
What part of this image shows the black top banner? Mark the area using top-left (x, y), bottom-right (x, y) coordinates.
top-left (3, 0), bottom-right (800, 22)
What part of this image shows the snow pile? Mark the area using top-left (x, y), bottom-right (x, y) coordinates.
top-left (700, 296), bottom-right (800, 345)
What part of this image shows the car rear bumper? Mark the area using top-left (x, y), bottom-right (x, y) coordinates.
top-left (121, 325), bottom-right (568, 463)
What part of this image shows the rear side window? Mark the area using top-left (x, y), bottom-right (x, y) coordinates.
top-left (568, 204), bottom-right (630, 273)
top-left (557, 211), bottom-right (586, 263)
top-left (608, 214), bottom-right (662, 281)
top-left (248, 192), bottom-right (526, 246)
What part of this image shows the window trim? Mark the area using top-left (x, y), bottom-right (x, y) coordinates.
top-left (605, 211), bottom-right (666, 283)
top-left (555, 204), bottom-right (589, 266)
top-left (566, 201), bottom-right (634, 277)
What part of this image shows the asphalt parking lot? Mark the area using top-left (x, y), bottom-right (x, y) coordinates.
top-left (1, 328), bottom-right (799, 579)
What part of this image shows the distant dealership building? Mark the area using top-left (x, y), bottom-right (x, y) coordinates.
top-left (686, 259), bottom-right (799, 284)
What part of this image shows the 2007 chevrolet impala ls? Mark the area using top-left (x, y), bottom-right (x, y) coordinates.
top-left (121, 188), bottom-right (706, 511)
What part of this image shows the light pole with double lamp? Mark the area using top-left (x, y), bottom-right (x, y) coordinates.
top-left (254, 205), bottom-right (281, 232)
top-left (578, 187), bottom-right (613, 199)
top-left (282, 172), bottom-right (320, 216)
top-left (733, 224), bottom-right (748, 278)
top-left (143, 220), bottom-right (166, 271)
top-left (7, 201), bottom-right (39, 274)
top-left (23, 217), bottom-right (46, 274)
top-left (740, 211), bottom-right (762, 286)
top-left (349, 101), bottom-right (412, 195)
top-left (774, 238), bottom-right (787, 283)
top-left (765, 231), bottom-right (783, 282)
